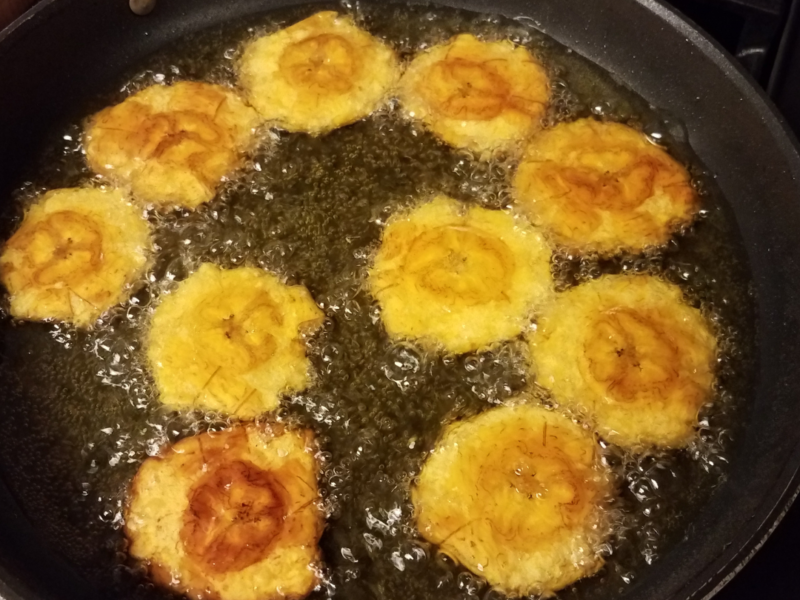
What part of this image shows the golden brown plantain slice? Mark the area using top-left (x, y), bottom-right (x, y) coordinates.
top-left (413, 402), bottom-right (612, 596)
top-left (368, 195), bottom-right (553, 354)
top-left (238, 11), bottom-right (400, 134)
top-left (512, 118), bottom-right (698, 254)
top-left (85, 81), bottom-right (260, 209)
top-left (398, 33), bottom-right (550, 154)
top-left (0, 187), bottom-right (151, 327)
top-left (529, 274), bottom-right (717, 450)
top-left (126, 423), bottom-right (324, 600)
top-left (146, 263), bottom-right (324, 418)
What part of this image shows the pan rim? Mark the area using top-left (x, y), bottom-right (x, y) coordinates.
top-left (621, 1), bottom-right (800, 597)
top-left (0, 0), bottom-right (66, 48)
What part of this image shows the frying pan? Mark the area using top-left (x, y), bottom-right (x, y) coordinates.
top-left (1, 0), bottom-right (800, 599)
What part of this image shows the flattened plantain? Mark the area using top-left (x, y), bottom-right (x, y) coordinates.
top-left (529, 274), bottom-right (717, 449)
top-left (126, 424), bottom-right (323, 600)
top-left (368, 196), bottom-right (553, 354)
top-left (146, 264), bottom-right (324, 418)
top-left (398, 34), bottom-right (550, 154)
top-left (85, 81), bottom-right (259, 209)
top-left (0, 187), bottom-right (151, 327)
top-left (512, 118), bottom-right (698, 254)
top-left (413, 402), bottom-right (612, 595)
top-left (238, 11), bottom-right (399, 134)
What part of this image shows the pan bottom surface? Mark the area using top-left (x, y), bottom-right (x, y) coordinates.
top-left (0, 3), bottom-right (756, 600)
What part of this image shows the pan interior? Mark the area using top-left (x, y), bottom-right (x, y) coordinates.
top-left (0, 3), bottom-right (755, 600)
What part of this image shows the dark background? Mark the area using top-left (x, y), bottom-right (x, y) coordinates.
top-left (0, 0), bottom-right (799, 598)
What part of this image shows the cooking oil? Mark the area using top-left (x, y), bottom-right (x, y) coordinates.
top-left (0, 2), bottom-right (754, 600)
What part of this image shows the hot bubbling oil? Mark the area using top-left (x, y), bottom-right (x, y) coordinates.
top-left (0, 2), bottom-right (754, 600)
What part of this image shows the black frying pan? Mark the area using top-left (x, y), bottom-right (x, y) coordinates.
top-left (1, 1), bottom-right (800, 600)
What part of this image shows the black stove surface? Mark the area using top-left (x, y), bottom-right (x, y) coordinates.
top-left (661, 1), bottom-right (800, 598)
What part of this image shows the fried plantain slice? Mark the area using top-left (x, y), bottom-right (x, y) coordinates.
top-left (126, 423), bottom-right (324, 600)
top-left (398, 34), bottom-right (550, 154)
top-left (238, 11), bottom-right (400, 134)
top-left (85, 81), bottom-right (260, 209)
top-left (0, 187), bottom-right (151, 327)
top-left (368, 195), bottom-right (553, 354)
top-left (413, 402), bottom-right (612, 595)
top-left (529, 275), bottom-right (717, 450)
top-left (512, 118), bottom-right (698, 254)
top-left (146, 264), bottom-right (324, 418)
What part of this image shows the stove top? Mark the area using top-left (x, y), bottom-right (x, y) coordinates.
top-left (665, 0), bottom-right (799, 129)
